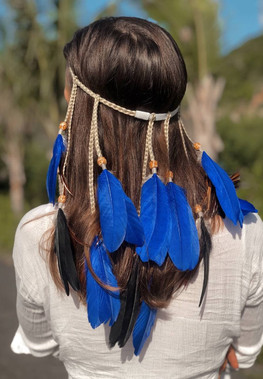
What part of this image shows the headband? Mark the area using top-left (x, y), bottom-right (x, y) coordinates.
top-left (69, 67), bottom-right (180, 122)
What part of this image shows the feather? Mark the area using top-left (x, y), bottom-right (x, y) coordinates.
top-left (97, 170), bottom-right (127, 252)
top-left (136, 174), bottom-right (171, 266)
top-left (124, 196), bottom-right (145, 247)
top-left (201, 152), bottom-right (243, 227)
top-left (109, 259), bottom-right (140, 348)
top-left (239, 198), bottom-right (258, 216)
top-left (46, 134), bottom-right (66, 204)
top-left (133, 301), bottom-right (157, 356)
top-left (198, 217), bottom-right (212, 307)
top-left (54, 208), bottom-right (80, 296)
top-left (230, 172), bottom-right (240, 188)
top-left (166, 182), bottom-right (200, 270)
top-left (86, 238), bottom-right (120, 329)
top-left (109, 289), bottom-right (127, 348)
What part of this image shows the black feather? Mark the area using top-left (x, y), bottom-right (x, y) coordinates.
top-left (198, 217), bottom-right (212, 307)
top-left (109, 259), bottom-right (140, 348)
top-left (55, 208), bottom-right (80, 296)
top-left (109, 290), bottom-right (127, 348)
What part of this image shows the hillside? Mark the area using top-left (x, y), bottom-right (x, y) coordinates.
top-left (215, 34), bottom-right (263, 110)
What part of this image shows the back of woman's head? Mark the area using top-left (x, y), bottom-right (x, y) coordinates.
top-left (63, 17), bottom-right (187, 112)
top-left (48, 17), bottom-right (218, 311)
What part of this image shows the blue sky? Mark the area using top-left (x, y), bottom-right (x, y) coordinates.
top-left (218, 0), bottom-right (263, 53)
top-left (77, 0), bottom-right (263, 54)
top-left (1, 0), bottom-right (263, 55)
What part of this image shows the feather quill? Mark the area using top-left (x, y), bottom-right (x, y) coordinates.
top-left (86, 238), bottom-right (120, 329)
top-left (136, 174), bottom-right (171, 266)
top-left (166, 182), bottom-right (200, 270)
top-left (201, 152), bottom-right (243, 227)
top-left (198, 217), bottom-right (212, 307)
top-left (133, 301), bottom-right (157, 356)
top-left (239, 198), bottom-right (258, 216)
top-left (54, 208), bottom-right (80, 296)
top-left (46, 134), bottom-right (66, 204)
top-left (109, 259), bottom-right (141, 348)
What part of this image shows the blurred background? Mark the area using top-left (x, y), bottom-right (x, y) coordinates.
top-left (0, 0), bottom-right (263, 378)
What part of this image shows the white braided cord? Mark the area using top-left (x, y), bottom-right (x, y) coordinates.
top-left (178, 119), bottom-right (189, 160)
top-left (164, 112), bottom-right (171, 157)
top-left (62, 81), bottom-right (77, 178)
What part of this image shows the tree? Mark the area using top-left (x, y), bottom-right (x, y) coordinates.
top-left (141, 0), bottom-right (224, 159)
top-left (0, 0), bottom-right (77, 215)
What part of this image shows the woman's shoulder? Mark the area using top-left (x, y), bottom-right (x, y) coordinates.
top-left (242, 212), bottom-right (263, 246)
top-left (228, 212), bottom-right (263, 279)
top-left (13, 204), bottom-right (56, 272)
top-left (18, 203), bottom-right (56, 228)
top-left (15, 203), bottom-right (56, 242)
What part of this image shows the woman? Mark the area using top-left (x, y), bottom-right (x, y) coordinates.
top-left (12, 17), bottom-right (263, 378)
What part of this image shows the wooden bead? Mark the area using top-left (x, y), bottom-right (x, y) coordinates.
top-left (59, 121), bottom-right (68, 131)
top-left (149, 160), bottom-right (158, 169)
top-left (193, 142), bottom-right (201, 151)
top-left (58, 195), bottom-right (66, 203)
top-left (166, 170), bottom-right (174, 179)
top-left (194, 204), bottom-right (202, 214)
top-left (97, 156), bottom-right (107, 166)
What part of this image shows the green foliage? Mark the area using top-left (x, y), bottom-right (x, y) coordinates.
top-left (217, 116), bottom-right (263, 217)
top-left (141, 0), bottom-right (220, 82)
top-left (0, 193), bottom-right (20, 254)
top-left (215, 35), bottom-right (263, 107)
top-left (24, 138), bottom-right (49, 207)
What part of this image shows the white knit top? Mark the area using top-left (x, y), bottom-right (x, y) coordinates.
top-left (11, 204), bottom-right (263, 379)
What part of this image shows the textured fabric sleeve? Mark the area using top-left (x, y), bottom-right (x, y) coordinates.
top-left (11, 204), bottom-right (59, 357)
top-left (233, 214), bottom-right (263, 368)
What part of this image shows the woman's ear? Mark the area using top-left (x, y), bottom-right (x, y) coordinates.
top-left (64, 86), bottom-right (71, 103)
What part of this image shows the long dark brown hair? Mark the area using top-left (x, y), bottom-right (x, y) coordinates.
top-left (48, 17), bottom-right (221, 308)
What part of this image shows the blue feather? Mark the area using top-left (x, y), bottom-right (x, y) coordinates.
top-left (98, 170), bottom-right (127, 252)
top-left (239, 198), bottom-right (258, 216)
top-left (166, 182), bottom-right (200, 270)
top-left (133, 301), bottom-right (157, 356)
top-left (86, 238), bottom-right (120, 329)
top-left (124, 195), bottom-right (145, 247)
top-left (46, 134), bottom-right (65, 204)
top-left (201, 152), bottom-right (243, 227)
top-left (136, 174), bottom-right (171, 266)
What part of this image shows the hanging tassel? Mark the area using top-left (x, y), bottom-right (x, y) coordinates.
top-left (133, 301), bottom-right (157, 356)
top-left (136, 173), bottom-right (171, 266)
top-left (54, 208), bottom-right (80, 296)
top-left (97, 169), bottom-right (144, 253)
top-left (109, 258), bottom-right (141, 348)
top-left (201, 151), bottom-right (243, 227)
top-left (166, 180), bottom-right (200, 270)
top-left (239, 198), bottom-right (258, 216)
top-left (86, 238), bottom-right (120, 329)
top-left (46, 133), bottom-right (66, 204)
top-left (194, 205), bottom-right (212, 307)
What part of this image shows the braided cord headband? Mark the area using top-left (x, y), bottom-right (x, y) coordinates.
top-left (69, 67), bottom-right (180, 121)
